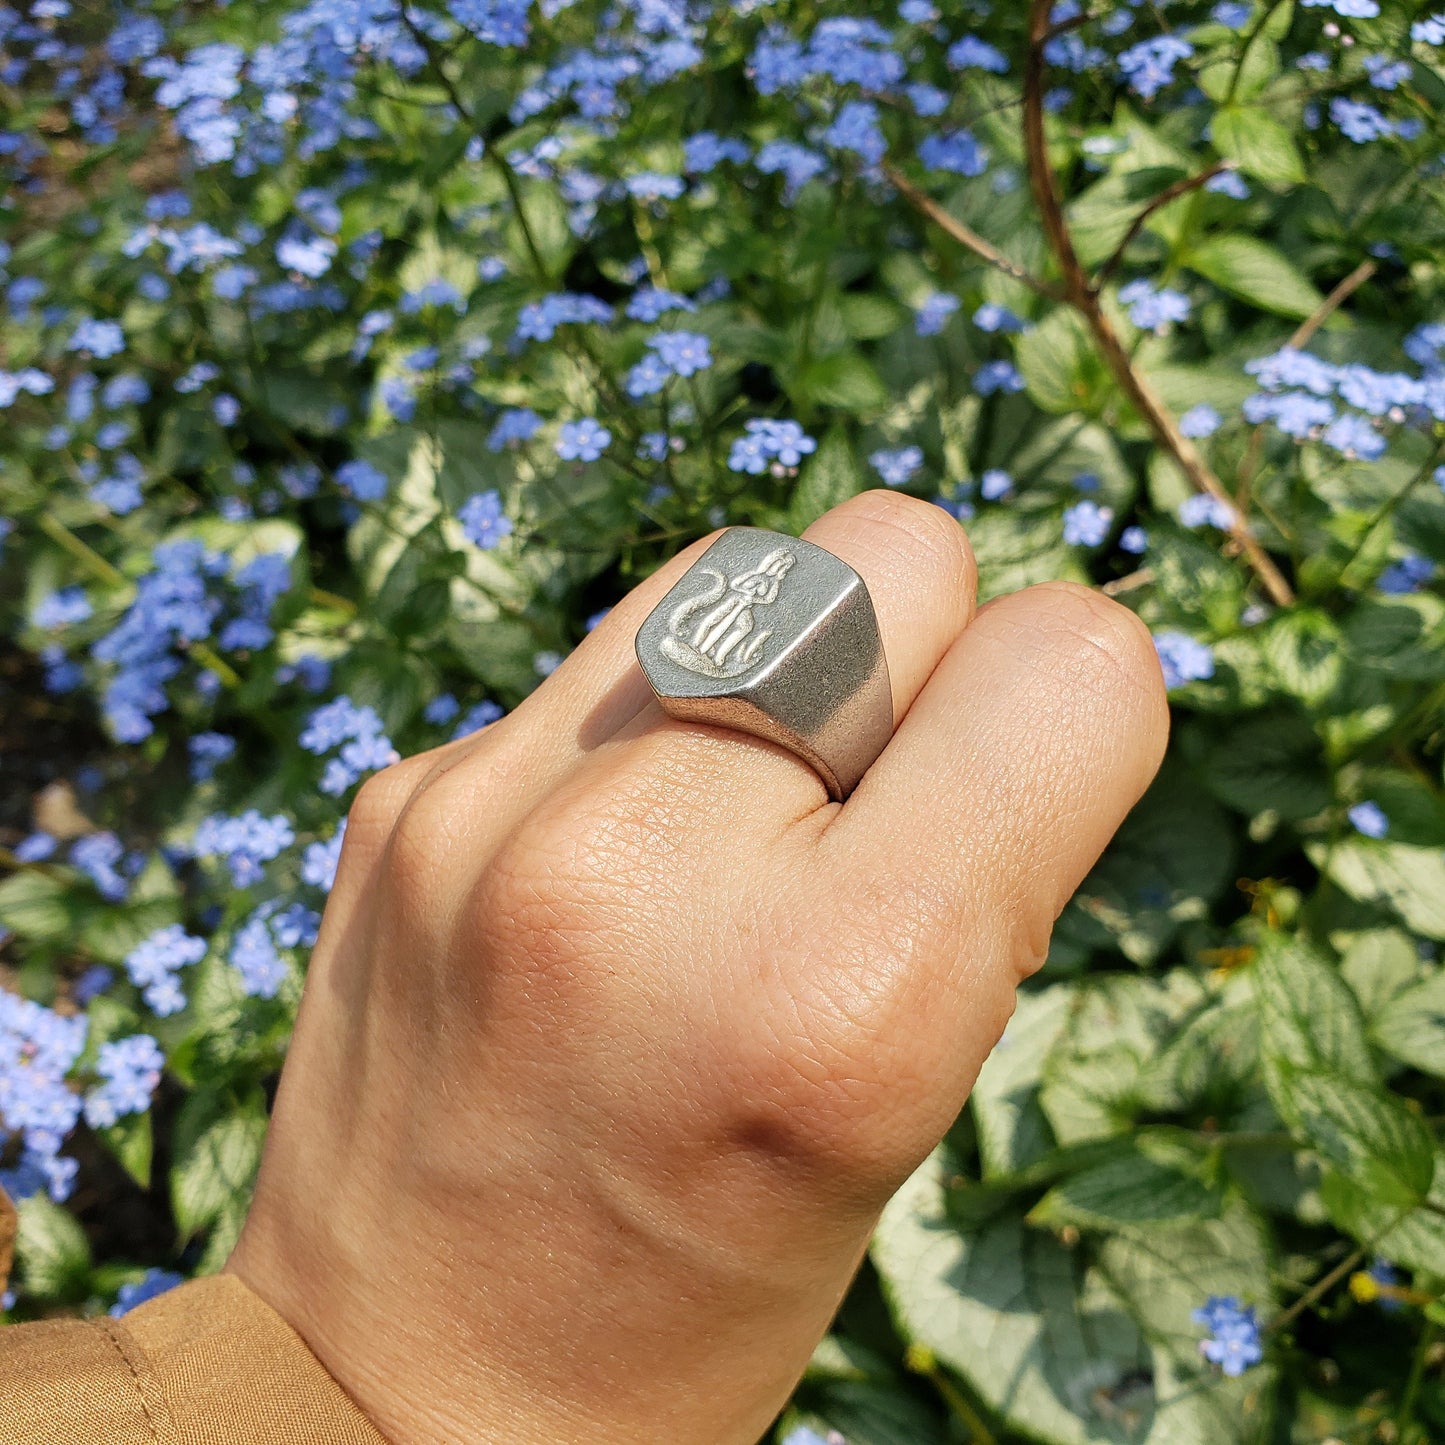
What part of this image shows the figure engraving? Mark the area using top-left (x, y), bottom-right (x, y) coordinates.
top-left (660, 548), bottom-right (797, 678)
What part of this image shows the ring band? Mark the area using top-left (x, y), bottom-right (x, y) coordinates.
top-left (635, 527), bottom-right (893, 801)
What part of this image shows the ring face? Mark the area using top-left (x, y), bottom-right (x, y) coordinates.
top-left (635, 527), bottom-right (893, 801)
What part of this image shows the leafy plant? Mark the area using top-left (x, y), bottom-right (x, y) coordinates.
top-left (2, 0), bottom-right (1445, 1438)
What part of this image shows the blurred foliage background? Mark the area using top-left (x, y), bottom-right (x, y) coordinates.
top-left (3, 0), bottom-right (1445, 1439)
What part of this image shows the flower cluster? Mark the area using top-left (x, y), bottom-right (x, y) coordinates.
top-left (84, 1036), bottom-right (165, 1130)
top-left (0, 994), bottom-right (87, 1204)
top-left (1241, 346), bottom-right (1442, 461)
top-left (193, 810), bottom-right (296, 888)
top-left (1192, 1297), bottom-right (1264, 1378)
top-left (124, 926), bottom-right (208, 1017)
top-left (0, 0), bottom-right (1441, 1428)
top-left (299, 698), bottom-right (400, 797)
top-left (727, 420), bottom-right (818, 475)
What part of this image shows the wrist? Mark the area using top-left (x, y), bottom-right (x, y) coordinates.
top-left (228, 1146), bottom-right (869, 1445)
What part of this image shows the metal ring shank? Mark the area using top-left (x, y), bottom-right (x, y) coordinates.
top-left (634, 528), bottom-right (893, 801)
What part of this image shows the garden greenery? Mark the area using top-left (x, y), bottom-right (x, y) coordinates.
top-left (2, 0), bottom-right (1445, 1438)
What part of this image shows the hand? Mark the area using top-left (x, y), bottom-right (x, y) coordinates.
top-left (227, 491), bottom-right (1168, 1444)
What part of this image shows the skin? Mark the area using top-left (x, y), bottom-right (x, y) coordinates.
top-left (227, 490), bottom-right (1170, 1444)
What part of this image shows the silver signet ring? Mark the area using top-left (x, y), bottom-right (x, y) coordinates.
top-left (634, 527), bottom-right (893, 802)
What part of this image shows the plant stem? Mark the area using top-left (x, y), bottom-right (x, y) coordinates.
top-left (1396, 1319), bottom-right (1437, 1437)
top-left (398, 5), bottom-right (550, 281)
top-left (1330, 442), bottom-right (1445, 589)
top-left (906, 1346), bottom-right (998, 1444)
top-left (883, 164), bottom-right (1063, 302)
top-left (1093, 162), bottom-right (1233, 292)
top-left (36, 514), bottom-right (128, 589)
top-left (1287, 259), bottom-right (1377, 351)
top-left (1020, 0), bottom-right (1295, 607)
top-left (1267, 1247), bottom-right (1364, 1333)
top-left (188, 641), bottom-right (243, 689)
top-left (1225, 0), bottom-right (1289, 107)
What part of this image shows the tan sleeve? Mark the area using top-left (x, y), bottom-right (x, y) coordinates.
top-left (0, 1273), bottom-right (391, 1445)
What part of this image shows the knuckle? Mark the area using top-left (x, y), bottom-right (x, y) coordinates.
top-left (382, 775), bottom-right (465, 894)
top-left (724, 883), bottom-right (961, 1192)
top-left (472, 830), bottom-right (596, 977)
top-left (347, 758), bottom-right (424, 844)
top-left (467, 782), bottom-right (685, 989)
top-left (729, 1030), bottom-right (947, 1204)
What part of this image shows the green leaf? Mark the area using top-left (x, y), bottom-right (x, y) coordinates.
top-left (1209, 107), bottom-right (1305, 185)
top-left (432, 419), bottom-right (519, 512)
top-left (508, 179), bottom-right (576, 280)
top-left (1262, 607), bottom-right (1344, 704)
top-left (170, 1089), bottom-right (268, 1239)
top-left (252, 367), bottom-right (352, 437)
top-left (1040, 972), bottom-right (1210, 1146)
top-left (1310, 838), bottom-right (1445, 940)
top-left (1059, 765), bottom-right (1236, 966)
top-left (1351, 769), bottom-right (1445, 847)
top-left (444, 614), bottom-right (547, 699)
top-left (1285, 1068), bottom-right (1434, 1207)
top-left (1094, 1197), bottom-right (1276, 1430)
top-left (781, 1390), bottom-right (945, 1445)
top-left (1321, 1151), bottom-right (1445, 1275)
top-left (795, 350), bottom-right (890, 413)
top-left (1139, 993), bottom-right (1260, 1117)
top-left (970, 984), bottom-right (1074, 1178)
top-left (873, 1151), bottom-right (1269, 1445)
top-left (16, 1195), bottom-right (92, 1301)
top-left (1342, 594), bottom-right (1445, 682)
top-left (0, 870), bottom-right (81, 945)
top-left (1140, 363), bottom-right (1258, 431)
top-left (1138, 527), bottom-right (1246, 635)
top-left (1372, 969), bottom-right (1445, 1079)
top-left (1033, 1135), bottom-right (1223, 1231)
top-left (789, 1342), bottom-right (949, 1445)
top-left (1253, 934), bottom-right (1376, 1121)
top-left (788, 426), bottom-right (865, 531)
top-left (838, 292), bottom-right (907, 341)
top-left (1186, 234), bottom-right (1325, 319)
top-left (1198, 35), bottom-right (1282, 103)
top-left (873, 1153), bottom-right (1147, 1445)
top-left (80, 894), bottom-right (185, 968)
top-left (1197, 708), bottom-right (1332, 820)
top-left (1015, 306), bottom-right (1108, 414)
top-left (81, 993), bottom-right (145, 1062)
top-left (100, 1111), bottom-right (153, 1190)
top-left (195, 1196), bottom-right (251, 1276)
top-left (1341, 928), bottom-right (1423, 1019)
top-left (967, 503), bottom-right (1084, 602)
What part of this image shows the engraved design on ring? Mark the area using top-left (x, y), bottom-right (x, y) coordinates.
top-left (635, 527), bottom-right (893, 802)
top-left (660, 548), bottom-right (797, 679)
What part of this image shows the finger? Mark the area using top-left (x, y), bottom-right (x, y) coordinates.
top-left (508, 530), bottom-right (728, 748)
top-left (354, 532), bottom-right (737, 897)
top-left (812, 581), bottom-right (1168, 1105)
top-left (600, 490), bottom-right (978, 829)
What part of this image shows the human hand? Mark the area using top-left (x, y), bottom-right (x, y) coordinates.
top-left (227, 491), bottom-right (1169, 1444)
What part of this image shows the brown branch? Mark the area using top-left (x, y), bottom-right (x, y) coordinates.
top-left (397, 5), bottom-right (551, 280)
top-left (1287, 258), bottom-right (1378, 351)
top-left (1044, 11), bottom-right (1094, 40)
top-left (1093, 162), bottom-right (1233, 292)
top-left (1021, 0), bottom-right (1295, 607)
top-left (1101, 567), bottom-right (1155, 597)
top-left (884, 164), bottom-right (1065, 303)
